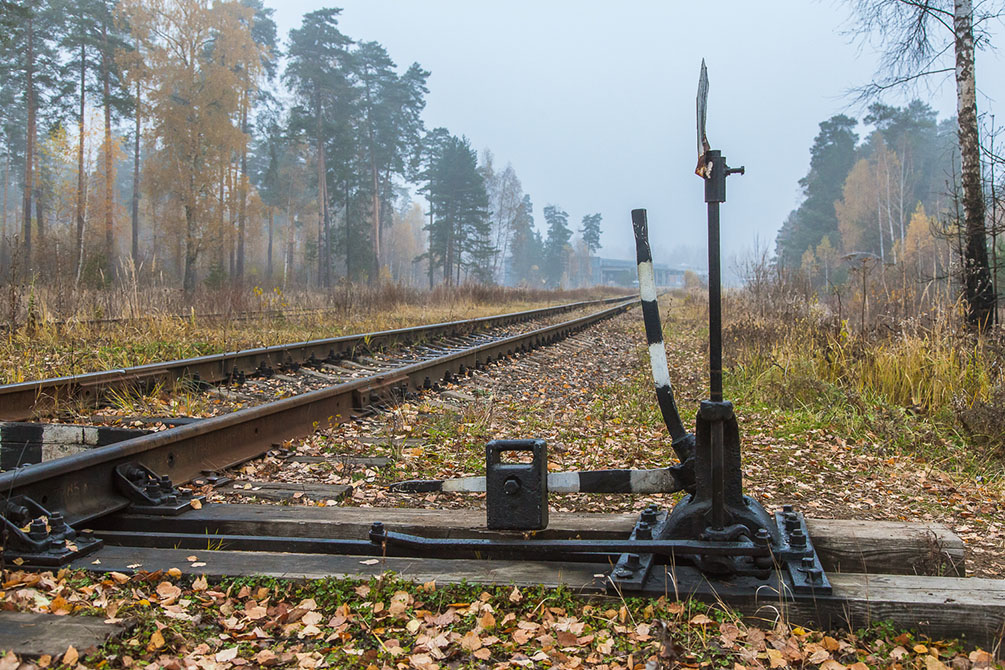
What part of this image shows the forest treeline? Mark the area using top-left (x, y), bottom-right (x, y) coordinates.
top-left (771, 100), bottom-right (1005, 324)
top-left (0, 1), bottom-right (604, 294)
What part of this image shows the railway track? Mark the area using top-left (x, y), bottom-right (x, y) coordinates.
top-left (0, 296), bottom-right (629, 422)
top-left (0, 299), bottom-right (633, 527)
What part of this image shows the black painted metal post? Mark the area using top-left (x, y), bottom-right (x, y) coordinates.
top-left (704, 150), bottom-right (726, 402)
top-left (702, 149), bottom-right (742, 531)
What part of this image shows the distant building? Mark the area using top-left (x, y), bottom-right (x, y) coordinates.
top-left (591, 257), bottom-right (685, 288)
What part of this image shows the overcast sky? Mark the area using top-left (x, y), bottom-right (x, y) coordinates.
top-left (266, 1), bottom-right (1005, 272)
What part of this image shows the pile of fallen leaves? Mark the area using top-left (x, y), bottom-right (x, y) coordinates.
top-left (2, 568), bottom-right (1000, 669)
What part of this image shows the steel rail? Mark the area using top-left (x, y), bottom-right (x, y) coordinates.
top-left (0, 300), bottom-right (634, 527)
top-left (0, 296), bottom-right (630, 421)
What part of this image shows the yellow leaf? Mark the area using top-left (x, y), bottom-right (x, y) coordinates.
top-left (62, 646), bottom-right (79, 667)
top-left (49, 595), bottom-right (72, 615)
top-left (147, 629), bottom-right (165, 651)
top-left (190, 498), bottom-right (202, 510)
top-left (167, 567), bottom-right (182, 578)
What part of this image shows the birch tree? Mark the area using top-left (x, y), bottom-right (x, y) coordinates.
top-left (846, 0), bottom-right (1003, 327)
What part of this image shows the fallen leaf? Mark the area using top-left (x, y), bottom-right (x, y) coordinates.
top-left (766, 648), bottom-right (787, 668)
top-left (508, 586), bottom-right (523, 603)
top-left (460, 630), bottom-right (483, 651)
top-left (49, 595), bottom-right (72, 615)
top-left (360, 559), bottom-right (380, 565)
top-left (216, 646), bottom-right (239, 663)
top-left (925, 656), bottom-right (948, 670)
top-left (689, 614), bottom-right (713, 625)
top-left (190, 498), bottom-right (203, 509)
top-left (147, 630), bottom-right (165, 651)
top-left (156, 581), bottom-right (182, 600)
top-left (970, 650), bottom-right (994, 667)
top-left (809, 649), bottom-right (830, 664)
top-left (167, 567), bottom-right (182, 578)
top-left (0, 651), bottom-right (17, 670)
top-left (255, 649), bottom-right (278, 666)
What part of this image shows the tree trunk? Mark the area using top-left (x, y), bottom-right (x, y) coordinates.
top-left (2, 143), bottom-right (9, 239)
top-left (22, 14), bottom-right (35, 265)
top-left (955, 0), bottom-right (995, 328)
top-left (131, 79), bottom-right (140, 265)
top-left (76, 41), bottom-right (87, 283)
top-left (427, 200), bottom-right (434, 289)
top-left (266, 206), bottom-right (273, 281)
top-left (367, 142), bottom-right (377, 285)
top-left (183, 202), bottom-right (198, 295)
top-left (315, 109), bottom-right (329, 287)
top-left (236, 96), bottom-right (248, 280)
top-left (101, 19), bottom-right (114, 277)
top-left (34, 175), bottom-right (43, 243)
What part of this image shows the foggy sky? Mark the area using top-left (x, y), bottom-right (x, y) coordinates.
top-left (267, 1), bottom-right (1005, 274)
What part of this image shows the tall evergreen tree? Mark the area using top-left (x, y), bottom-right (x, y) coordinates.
top-left (1, 0), bottom-right (66, 267)
top-left (581, 212), bottom-right (601, 254)
top-left (424, 134), bottom-right (489, 285)
top-left (543, 204), bottom-right (571, 287)
top-left (284, 8), bottom-right (352, 286)
top-left (508, 193), bottom-right (542, 285)
top-left (774, 115), bottom-right (858, 266)
top-left (352, 40), bottom-right (427, 282)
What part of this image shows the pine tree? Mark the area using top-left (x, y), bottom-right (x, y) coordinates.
top-left (775, 115), bottom-right (858, 267)
top-left (543, 204), bottom-right (571, 288)
top-left (424, 134), bottom-right (489, 285)
top-left (284, 8), bottom-right (352, 286)
top-left (581, 212), bottom-right (601, 254)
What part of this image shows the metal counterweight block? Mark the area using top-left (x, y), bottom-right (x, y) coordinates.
top-left (486, 439), bottom-right (548, 530)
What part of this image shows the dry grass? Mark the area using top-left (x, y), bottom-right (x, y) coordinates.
top-left (723, 289), bottom-right (1005, 462)
top-left (0, 284), bottom-right (624, 384)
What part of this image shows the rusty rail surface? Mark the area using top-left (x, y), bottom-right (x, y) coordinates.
top-left (0, 296), bottom-right (630, 421)
top-left (0, 300), bottom-right (634, 526)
